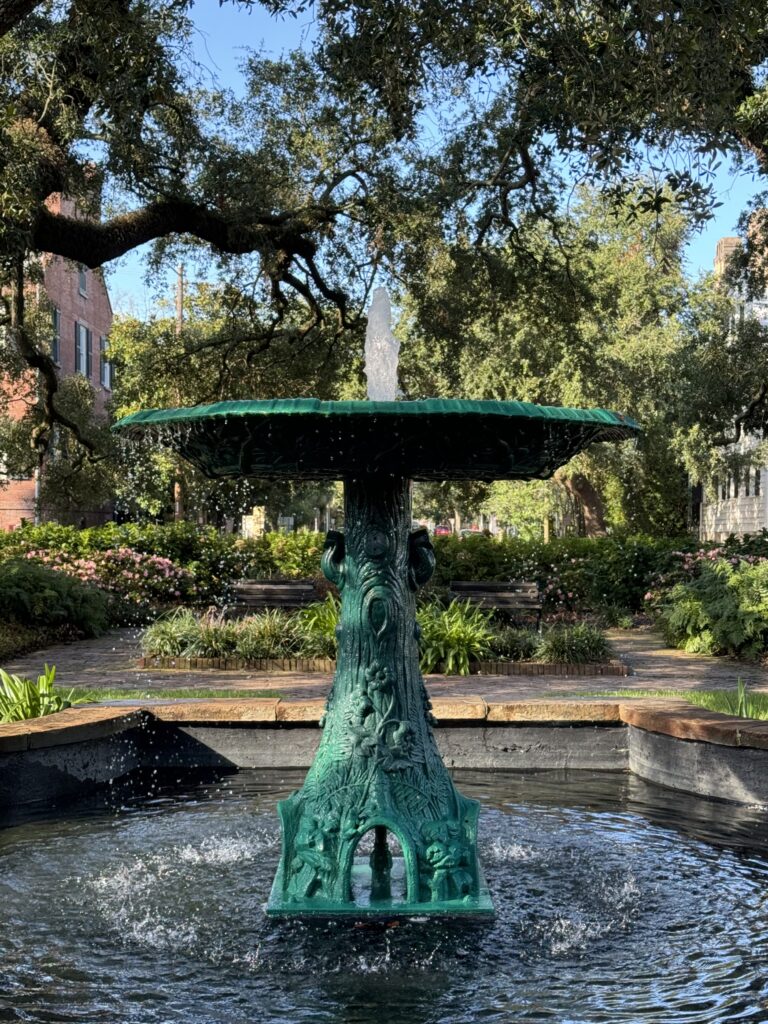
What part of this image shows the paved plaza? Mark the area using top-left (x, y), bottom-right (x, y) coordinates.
top-left (5, 626), bottom-right (768, 702)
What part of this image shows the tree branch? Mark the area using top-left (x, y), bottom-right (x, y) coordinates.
top-left (0, 0), bottom-right (39, 36)
top-left (32, 200), bottom-right (330, 267)
top-left (711, 382), bottom-right (768, 447)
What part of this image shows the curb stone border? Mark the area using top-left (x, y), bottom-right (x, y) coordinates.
top-left (137, 655), bottom-right (629, 677)
top-left (4, 696), bottom-right (767, 747)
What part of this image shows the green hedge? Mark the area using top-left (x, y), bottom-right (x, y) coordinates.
top-left (8, 522), bottom-right (758, 615)
top-left (0, 621), bottom-right (83, 662)
top-left (0, 560), bottom-right (110, 636)
top-left (429, 534), bottom-right (690, 612)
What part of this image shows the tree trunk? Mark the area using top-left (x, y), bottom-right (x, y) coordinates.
top-left (0, 0), bottom-right (40, 38)
top-left (561, 473), bottom-right (607, 537)
top-left (173, 479), bottom-right (184, 522)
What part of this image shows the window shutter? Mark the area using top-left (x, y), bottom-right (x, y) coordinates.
top-left (74, 321), bottom-right (81, 372)
top-left (86, 328), bottom-right (92, 378)
top-left (52, 308), bottom-right (60, 363)
top-left (99, 336), bottom-right (108, 388)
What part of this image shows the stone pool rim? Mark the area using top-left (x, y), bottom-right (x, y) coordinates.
top-left (2, 697), bottom-right (768, 811)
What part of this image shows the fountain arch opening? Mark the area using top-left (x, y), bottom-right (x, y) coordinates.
top-left (350, 825), bottom-right (409, 906)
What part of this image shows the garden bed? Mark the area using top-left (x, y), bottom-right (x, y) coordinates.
top-left (138, 655), bottom-right (336, 672)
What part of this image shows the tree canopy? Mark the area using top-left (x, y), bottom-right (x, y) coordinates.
top-left (2, 0), bottom-right (768, 525)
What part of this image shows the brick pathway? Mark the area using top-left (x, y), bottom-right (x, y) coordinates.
top-left (5, 626), bottom-right (768, 701)
top-left (604, 628), bottom-right (768, 690)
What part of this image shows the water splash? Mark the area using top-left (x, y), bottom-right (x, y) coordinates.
top-left (4, 771), bottom-right (768, 1023)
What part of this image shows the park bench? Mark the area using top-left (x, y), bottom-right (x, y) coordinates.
top-left (448, 580), bottom-right (542, 630)
top-left (229, 578), bottom-right (317, 614)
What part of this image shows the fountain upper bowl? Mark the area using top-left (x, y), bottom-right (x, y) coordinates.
top-left (112, 398), bottom-right (639, 481)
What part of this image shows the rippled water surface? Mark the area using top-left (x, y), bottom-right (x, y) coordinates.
top-left (2, 769), bottom-right (768, 1023)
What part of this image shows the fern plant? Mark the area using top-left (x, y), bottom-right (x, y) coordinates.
top-left (296, 594), bottom-right (340, 658)
top-left (417, 599), bottom-right (494, 675)
top-left (659, 560), bottom-right (768, 659)
top-left (534, 624), bottom-right (611, 664)
top-left (141, 608), bottom-right (201, 657)
top-left (186, 609), bottom-right (239, 657)
top-left (490, 626), bottom-right (540, 662)
top-left (235, 610), bottom-right (302, 660)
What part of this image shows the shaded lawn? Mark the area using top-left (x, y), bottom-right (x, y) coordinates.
top-left (70, 687), bottom-right (280, 702)
top-left (576, 685), bottom-right (768, 721)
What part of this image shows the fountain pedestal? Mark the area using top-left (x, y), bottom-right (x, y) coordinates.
top-left (267, 474), bottom-right (493, 917)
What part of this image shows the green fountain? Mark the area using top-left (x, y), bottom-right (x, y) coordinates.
top-left (114, 289), bottom-right (638, 919)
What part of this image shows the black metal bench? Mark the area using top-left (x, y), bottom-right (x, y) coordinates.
top-left (448, 580), bottom-right (542, 629)
top-left (229, 579), bottom-right (317, 614)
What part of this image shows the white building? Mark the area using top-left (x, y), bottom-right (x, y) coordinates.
top-left (699, 237), bottom-right (768, 541)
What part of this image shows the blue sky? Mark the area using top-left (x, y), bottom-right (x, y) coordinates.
top-left (107, 3), bottom-right (765, 313)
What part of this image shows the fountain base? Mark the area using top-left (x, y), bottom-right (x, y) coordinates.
top-left (266, 856), bottom-right (494, 919)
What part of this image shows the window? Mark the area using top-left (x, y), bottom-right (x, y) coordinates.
top-left (52, 307), bottom-right (61, 363)
top-left (75, 322), bottom-right (92, 377)
top-left (721, 478), bottom-right (727, 500)
top-left (756, 470), bottom-right (762, 498)
top-left (745, 472), bottom-right (751, 497)
top-left (78, 265), bottom-right (87, 296)
top-left (734, 471), bottom-right (740, 498)
top-left (99, 335), bottom-right (113, 389)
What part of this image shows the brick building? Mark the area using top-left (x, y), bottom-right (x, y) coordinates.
top-left (0, 195), bottom-right (114, 529)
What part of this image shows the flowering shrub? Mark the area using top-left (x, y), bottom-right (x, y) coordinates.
top-left (24, 547), bottom-right (195, 616)
top-left (0, 523), bottom-right (328, 604)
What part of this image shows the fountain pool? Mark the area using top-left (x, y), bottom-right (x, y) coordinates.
top-left (2, 767), bottom-right (767, 1023)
